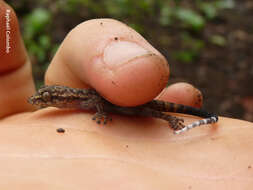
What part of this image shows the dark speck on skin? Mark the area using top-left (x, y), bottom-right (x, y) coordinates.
top-left (111, 81), bottom-right (117, 85)
top-left (114, 37), bottom-right (118, 40)
top-left (57, 128), bottom-right (65, 133)
top-left (248, 165), bottom-right (252, 169)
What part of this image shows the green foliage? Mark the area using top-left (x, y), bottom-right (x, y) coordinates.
top-left (215, 0), bottom-right (235, 9)
top-left (23, 8), bottom-right (51, 39)
top-left (57, 0), bottom-right (104, 14)
top-left (198, 0), bottom-right (235, 20)
top-left (172, 50), bottom-right (198, 63)
top-left (159, 0), bottom-right (235, 30)
top-left (159, 6), bottom-right (173, 26)
top-left (209, 35), bottom-right (227, 47)
top-left (173, 33), bottom-right (205, 63)
top-left (175, 8), bottom-right (205, 31)
top-left (23, 8), bottom-right (52, 63)
top-left (103, 0), bottom-right (158, 34)
top-left (104, 0), bottom-right (156, 18)
top-left (199, 2), bottom-right (218, 19)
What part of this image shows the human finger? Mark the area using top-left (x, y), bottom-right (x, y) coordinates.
top-left (156, 82), bottom-right (203, 108)
top-left (45, 19), bottom-right (169, 106)
top-left (0, 1), bottom-right (35, 118)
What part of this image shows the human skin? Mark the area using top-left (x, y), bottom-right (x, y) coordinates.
top-left (0, 1), bottom-right (253, 189)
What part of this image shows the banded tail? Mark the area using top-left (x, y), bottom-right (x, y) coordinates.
top-left (145, 100), bottom-right (218, 134)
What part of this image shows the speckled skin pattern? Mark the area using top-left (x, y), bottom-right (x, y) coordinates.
top-left (28, 85), bottom-right (218, 134)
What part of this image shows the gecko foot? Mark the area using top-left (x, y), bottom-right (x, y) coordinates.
top-left (168, 116), bottom-right (185, 131)
top-left (92, 112), bottom-right (112, 124)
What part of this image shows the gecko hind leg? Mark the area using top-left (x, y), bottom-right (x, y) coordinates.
top-left (140, 108), bottom-right (185, 131)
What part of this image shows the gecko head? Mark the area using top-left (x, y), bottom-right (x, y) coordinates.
top-left (27, 85), bottom-right (54, 107)
top-left (27, 85), bottom-right (86, 108)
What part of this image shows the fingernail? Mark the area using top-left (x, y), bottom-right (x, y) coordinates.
top-left (103, 41), bottom-right (151, 67)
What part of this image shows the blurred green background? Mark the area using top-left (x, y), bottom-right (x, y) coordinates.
top-left (8, 0), bottom-right (253, 121)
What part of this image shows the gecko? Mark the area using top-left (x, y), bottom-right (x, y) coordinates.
top-left (28, 85), bottom-right (218, 134)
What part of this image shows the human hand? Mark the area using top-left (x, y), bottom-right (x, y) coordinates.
top-left (0, 1), bottom-right (252, 189)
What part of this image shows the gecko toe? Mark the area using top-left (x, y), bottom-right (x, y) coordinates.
top-left (102, 115), bottom-right (112, 124)
top-left (92, 112), bottom-right (111, 125)
top-left (169, 116), bottom-right (185, 131)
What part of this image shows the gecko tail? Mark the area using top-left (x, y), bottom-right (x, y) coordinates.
top-left (174, 116), bottom-right (218, 134)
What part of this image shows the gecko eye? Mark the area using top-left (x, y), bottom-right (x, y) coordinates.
top-left (42, 92), bottom-right (51, 102)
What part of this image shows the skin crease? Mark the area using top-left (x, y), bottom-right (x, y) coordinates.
top-left (0, 1), bottom-right (253, 189)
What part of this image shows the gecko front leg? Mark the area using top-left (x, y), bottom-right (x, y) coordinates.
top-left (80, 98), bottom-right (112, 124)
top-left (92, 103), bottom-right (112, 124)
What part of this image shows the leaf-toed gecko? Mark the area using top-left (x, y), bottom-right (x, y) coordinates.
top-left (28, 85), bottom-right (218, 134)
